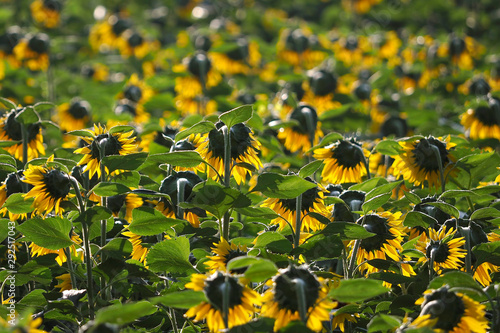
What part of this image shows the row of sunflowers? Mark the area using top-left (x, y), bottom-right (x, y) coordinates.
top-left (1, 0), bottom-right (500, 332)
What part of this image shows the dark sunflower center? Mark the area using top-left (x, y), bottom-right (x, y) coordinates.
top-left (380, 116), bottom-right (408, 137)
top-left (290, 105), bottom-right (318, 135)
top-left (111, 18), bottom-right (131, 37)
top-left (331, 140), bottom-right (365, 169)
top-left (68, 101), bottom-right (90, 119)
top-left (224, 249), bottom-right (247, 274)
top-left (90, 134), bottom-right (122, 159)
top-left (420, 287), bottom-right (465, 330)
top-left (124, 85), bottom-right (143, 103)
top-left (127, 33), bottom-right (144, 47)
top-left (107, 194), bottom-right (125, 214)
top-left (426, 240), bottom-right (450, 263)
top-left (285, 30), bottom-right (310, 54)
top-left (360, 214), bottom-right (395, 252)
top-left (5, 171), bottom-right (24, 196)
top-left (204, 273), bottom-right (244, 310)
top-left (159, 171), bottom-right (202, 205)
top-left (449, 37), bottom-right (465, 57)
top-left (28, 34), bottom-right (49, 54)
top-left (411, 138), bottom-right (449, 172)
top-left (4, 111), bottom-right (41, 142)
top-left (226, 38), bottom-right (249, 61)
top-left (43, 169), bottom-right (70, 199)
top-left (274, 267), bottom-right (320, 312)
top-left (333, 190), bottom-right (365, 222)
top-left (474, 105), bottom-right (500, 125)
top-left (279, 185), bottom-right (319, 212)
top-left (43, 0), bottom-right (62, 11)
top-left (0, 28), bottom-right (22, 54)
top-left (309, 70), bottom-right (337, 96)
top-left (354, 82), bottom-right (372, 100)
top-left (154, 127), bottom-right (177, 148)
top-left (208, 123), bottom-right (255, 161)
top-left (188, 52), bottom-right (212, 79)
top-left (115, 101), bottom-right (137, 117)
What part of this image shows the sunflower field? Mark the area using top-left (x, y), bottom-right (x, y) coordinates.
top-left (2, 0), bottom-right (500, 332)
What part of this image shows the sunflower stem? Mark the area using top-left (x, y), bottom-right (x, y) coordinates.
top-left (176, 178), bottom-right (188, 219)
top-left (358, 145), bottom-right (371, 180)
top-left (222, 274), bottom-right (230, 330)
top-left (430, 144), bottom-right (445, 193)
top-left (222, 125), bottom-right (231, 241)
top-left (302, 108), bottom-right (315, 152)
top-left (462, 225), bottom-right (472, 274)
top-left (429, 247), bottom-right (436, 282)
top-left (293, 278), bottom-right (308, 324)
top-left (294, 193), bottom-right (303, 258)
top-left (20, 123), bottom-right (29, 167)
top-left (64, 247), bottom-right (78, 289)
top-left (347, 216), bottom-right (365, 279)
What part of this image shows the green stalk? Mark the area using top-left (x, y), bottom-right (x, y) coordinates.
top-left (429, 247), bottom-right (436, 282)
top-left (98, 144), bottom-right (107, 248)
top-left (176, 178), bottom-right (188, 219)
top-left (347, 216), bottom-right (365, 279)
top-left (293, 278), bottom-right (308, 323)
top-left (294, 194), bottom-right (303, 258)
top-left (357, 145), bottom-right (371, 180)
top-left (222, 126), bottom-right (231, 241)
top-left (70, 177), bottom-right (94, 319)
top-left (222, 275), bottom-right (230, 330)
top-left (64, 247), bottom-right (77, 289)
top-left (462, 225), bottom-right (472, 274)
top-left (430, 144), bottom-right (445, 193)
top-left (21, 123), bottom-right (29, 168)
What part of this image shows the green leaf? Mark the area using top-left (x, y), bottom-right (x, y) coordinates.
top-left (18, 289), bottom-right (47, 310)
top-left (226, 257), bottom-right (261, 271)
top-left (329, 279), bottom-right (389, 303)
top-left (298, 160), bottom-right (323, 178)
top-left (321, 222), bottom-right (374, 240)
top-left (2, 193), bottom-right (34, 214)
top-left (102, 152), bottom-right (148, 173)
top-left (146, 237), bottom-right (196, 274)
top-left (33, 101), bottom-right (55, 113)
top-left (101, 238), bottom-right (133, 259)
top-left (362, 193), bottom-right (391, 213)
top-left (426, 202), bottom-right (460, 218)
top-left (297, 234), bottom-right (344, 259)
top-left (109, 125), bottom-right (135, 134)
top-left (152, 290), bottom-right (208, 309)
top-left (367, 314), bottom-right (401, 333)
top-left (365, 181), bottom-right (402, 201)
top-left (75, 206), bottom-right (112, 224)
top-left (369, 272), bottom-right (414, 285)
top-left (374, 140), bottom-right (402, 156)
top-left (429, 271), bottom-right (481, 291)
top-left (0, 97), bottom-right (17, 109)
top-left (91, 182), bottom-right (130, 196)
top-left (349, 177), bottom-right (388, 192)
top-left (470, 207), bottom-right (500, 220)
top-left (0, 140), bottom-right (20, 147)
top-left (243, 259), bottom-right (278, 282)
top-left (0, 163), bottom-right (17, 173)
top-left (219, 104), bottom-right (253, 129)
top-left (149, 151), bottom-right (204, 168)
top-left (234, 206), bottom-right (279, 219)
top-left (128, 207), bottom-right (181, 236)
top-left (175, 121), bottom-right (215, 141)
top-left (17, 217), bottom-right (74, 250)
top-left (438, 190), bottom-right (477, 200)
top-left (253, 232), bottom-right (292, 254)
top-left (403, 211), bottom-right (438, 228)
top-left (67, 129), bottom-right (95, 138)
top-left (472, 241), bottom-right (500, 267)
top-left (250, 173), bottom-right (317, 199)
top-left (308, 132), bottom-right (343, 151)
top-left (0, 154), bottom-right (17, 166)
top-left (15, 106), bottom-right (40, 125)
top-left (404, 191), bottom-right (421, 205)
top-left (95, 301), bottom-right (157, 325)
top-left (110, 171), bottom-right (141, 188)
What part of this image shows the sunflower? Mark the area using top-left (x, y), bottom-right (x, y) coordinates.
top-left (277, 28), bottom-right (326, 70)
top-left (369, 151), bottom-right (395, 178)
top-left (437, 35), bottom-right (484, 71)
top-left (114, 99), bottom-right (149, 125)
top-left (116, 29), bottom-right (158, 59)
top-left (332, 190), bottom-right (365, 223)
top-left (197, 122), bottom-right (262, 185)
top-left (29, 232), bottom-right (83, 266)
top-left (415, 226), bottom-right (466, 274)
top-left (205, 238), bottom-right (248, 273)
top-left (23, 157), bottom-right (72, 217)
top-left (461, 97), bottom-right (500, 140)
top-left (261, 178), bottom-right (330, 232)
top-left (331, 312), bottom-right (359, 332)
top-left (277, 103), bottom-right (323, 154)
top-left (331, 35), bottom-right (372, 68)
top-left (410, 286), bottom-right (489, 332)
top-left (88, 13), bottom-right (131, 51)
top-left (107, 193), bottom-right (143, 222)
top-left (300, 70), bottom-right (342, 115)
top-left (122, 229), bottom-right (150, 264)
top-left (74, 124), bottom-right (137, 179)
top-left (13, 33), bottom-right (50, 71)
top-left (314, 138), bottom-right (368, 184)
top-left (392, 136), bottom-right (456, 191)
top-left (81, 63), bottom-right (109, 82)
top-left (0, 26), bottom-right (23, 68)
top-left (30, 0), bottom-right (62, 29)
top-left (54, 273), bottom-right (72, 292)
top-left (54, 99), bottom-right (91, 132)
top-left (118, 74), bottom-right (155, 106)
top-left (184, 271), bottom-right (260, 333)
top-left (261, 265), bottom-right (336, 332)
top-left (210, 37), bottom-right (261, 75)
top-left (341, 0), bottom-right (381, 13)
top-left (0, 171), bottom-right (28, 221)
top-left (155, 171), bottom-right (206, 228)
top-left (0, 107), bottom-right (45, 162)
top-left (348, 212), bottom-right (409, 276)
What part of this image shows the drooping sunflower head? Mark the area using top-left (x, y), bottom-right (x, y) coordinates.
top-left (324, 184), bottom-right (344, 198)
top-left (393, 136), bottom-right (456, 191)
top-left (461, 96), bottom-right (500, 140)
top-left (14, 33), bottom-right (50, 71)
top-left (314, 138), bottom-right (368, 184)
top-left (114, 99), bottom-right (149, 124)
top-left (263, 177), bottom-right (330, 232)
top-left (261, 265), bottom-right (336, 332)
top-left (411, 286), bottom-right (489, 332)
top-left (156, 171), bottom-right (205, 227)
top-left (30, 0), bottom-right (62, 29)
top-left (74, 124), bottom-right (136, 179)
top-left (119, 74), bottom-right (154, 105)
top-left (55, 99), bottom-right (91, 132)
top-left (379, 115), bottom-right (409, 138)
top-left (278, 103), bottom-right (323, 154)
top-left (0, 107), bottom-right (45, 162)
top-left (0, 170), bottom-right (29, 220)
top-left (197, 121), bottom-right (262, 184)
top-left (107, 193), bottom-right (143, 222)
top-left (0, 26), bottom-right (22, 59)
top-left (332, 190), bottom-right (365, 222)
top-left (205, 238), bottom-right (248, 274)
top-left (23, 159), bottom-right (72, 217)
top-left (188, 51), bottom-right (212, 83)
top-left (407, 195), bottom-right (451, 239)
top-left (185, 271), bottom-right (260, 332)
top-left (307, 69), bottom-right (337, 97)
top-left (416, 226), bottom-right (466, 274)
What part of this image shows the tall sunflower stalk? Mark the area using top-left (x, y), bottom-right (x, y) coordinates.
top-left (222, 125), bottom-right (231, 241)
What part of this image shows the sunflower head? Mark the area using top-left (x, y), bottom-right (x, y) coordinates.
top-left (188, 51), bottom-right (212, 81)
top-left (325, 184), bottom-right (344, 198)
top-left (225, 37), bottom-right (249, 61)
top-left (359, 214), bottom-right (397, 252)
top-left (56, 99), bottom-right (91, 132)
top-left (380, 115), bottom-right (408, 138)
top-left (5, 170), bottom-right (25, 196)
top-left (448, 36), bottom-right (466, 58)
top-left (193, 34), bottom-right (212, 52)
top-left (468, 77), bottom-right (490, 97)
top-left (307, 69), bottom-right (337, 96)
top-left (412, 286), bottom-right (489, 332)
top-left (0, 26), bottom-right (22, 56)
top-left (27, 33), bottom-right (50, 55)
top-left (285, 29), bottom-right (311, 54)
top-left (332, 190), bottom-right (365, 222)
top-left (410, 196), bottom-right (450, 237)
top-left (206, 238), bottom-right (248, 273)
top-left (109, 15), bottom-right (131, 37)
